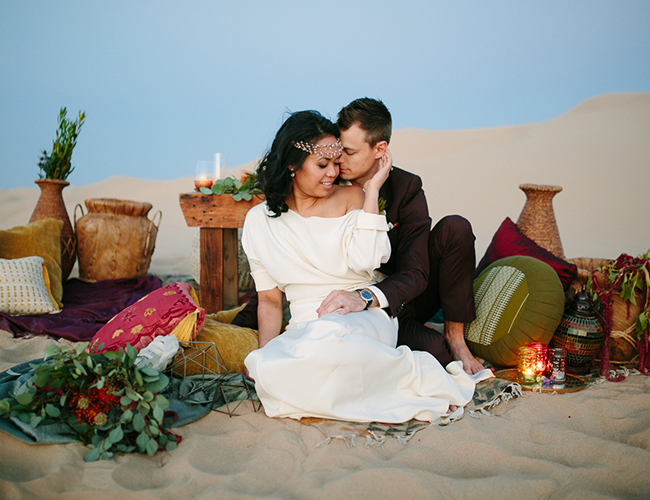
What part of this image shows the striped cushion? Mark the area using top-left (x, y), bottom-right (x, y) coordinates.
top-left (0, 256), bottom-right (60, 315)
top-left (464, 255), bottom-right (564, 367)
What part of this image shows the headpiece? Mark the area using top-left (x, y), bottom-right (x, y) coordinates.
top-left (293, 139), bottom-right (342, 158)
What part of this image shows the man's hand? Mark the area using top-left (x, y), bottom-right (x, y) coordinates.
top-left (316, 290), bottom-right (374, 317)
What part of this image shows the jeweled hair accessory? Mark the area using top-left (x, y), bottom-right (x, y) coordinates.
top-left (293, 139), bottom-right (342, 158)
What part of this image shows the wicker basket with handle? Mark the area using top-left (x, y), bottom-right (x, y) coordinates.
top-left (74, 198), bottom-right (162, 282)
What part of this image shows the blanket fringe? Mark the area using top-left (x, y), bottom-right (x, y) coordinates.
top-left (467, 382), bottom-right (523, 419)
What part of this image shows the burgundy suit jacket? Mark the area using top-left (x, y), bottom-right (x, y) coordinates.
top-left (375, 166), bottom-right (432, 317)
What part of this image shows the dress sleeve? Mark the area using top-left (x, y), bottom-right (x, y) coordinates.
top-left (345, 210), bottom-right (391, 276)
top-left (241, 208), bottom-right (280, 292)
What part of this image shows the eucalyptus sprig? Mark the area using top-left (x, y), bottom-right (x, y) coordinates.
top-left (199, 171), bottom-right (261, 201)
top-left (38, 107), bottom-right (86, 181)
top-left (0, 342), bottom-right (181, 462)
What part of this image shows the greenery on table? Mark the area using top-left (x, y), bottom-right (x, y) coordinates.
top-left (199, 171), bottom-right (261, 201)
top-left (38, 107), bottom-right (86, 181)
top-left (0, 342), bottom-right (181, 462)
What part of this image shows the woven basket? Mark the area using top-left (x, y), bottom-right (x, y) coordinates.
top-left (516, 184), bottom-right (565, 259)
top-left (567, 257), bottom-right (644, 367)
top-left (74, 199), bottom-right (161, 282)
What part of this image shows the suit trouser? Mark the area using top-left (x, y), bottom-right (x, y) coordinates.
top-left (395, 215), bottom-right (477, 366)
top-left (232, 215), bottom-right (476, 366)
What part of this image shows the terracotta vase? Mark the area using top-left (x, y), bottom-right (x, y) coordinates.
top-left (516, 183), bottom-right (565, 259)
top-left (29, 179), bottom-right (76, 280)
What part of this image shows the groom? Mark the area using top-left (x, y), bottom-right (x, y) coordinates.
top-left (317, 97), bottom-right (484, 375)
top-left (233, 97), bottom-right (483, 374)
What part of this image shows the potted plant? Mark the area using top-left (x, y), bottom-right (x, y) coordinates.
top-left (30, 107), bottom-right (87, 280)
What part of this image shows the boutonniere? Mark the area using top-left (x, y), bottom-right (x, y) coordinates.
top-left (378, 197), bottom-right (387, 216)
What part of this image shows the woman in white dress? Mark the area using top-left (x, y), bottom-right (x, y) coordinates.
top-left (243, 111), bottom-right (491, 423)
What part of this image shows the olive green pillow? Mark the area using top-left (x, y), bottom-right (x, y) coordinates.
top-left (464, 255), bottom-right (565, 367)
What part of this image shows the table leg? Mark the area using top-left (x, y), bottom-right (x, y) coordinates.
top-left (222, 228), bottom-right (239, 309)
top-left (200, 227), bottom-right (223, 314)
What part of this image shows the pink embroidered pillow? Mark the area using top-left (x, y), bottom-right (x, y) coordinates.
top-left (90, 282), bottom-right (204, 354)
top-left (476, 217), bottom-right (577, 290)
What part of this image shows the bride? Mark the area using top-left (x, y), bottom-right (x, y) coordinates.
top-left (243, 110), bottom-right (492, 423)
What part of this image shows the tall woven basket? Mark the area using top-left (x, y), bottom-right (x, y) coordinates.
top-left (516, 184), bottom-right (565, 259)
top-left (74, 199), bottom-right (161, 282)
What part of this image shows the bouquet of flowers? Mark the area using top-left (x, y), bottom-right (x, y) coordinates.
top-left (0, 342), bottom-right (181, 462)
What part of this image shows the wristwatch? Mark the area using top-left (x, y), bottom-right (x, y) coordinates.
top-left (357, 289), bottom-right (374, 310)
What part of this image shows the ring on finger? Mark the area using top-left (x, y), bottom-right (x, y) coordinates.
top-left (338, 300), bottom-right (343, 307)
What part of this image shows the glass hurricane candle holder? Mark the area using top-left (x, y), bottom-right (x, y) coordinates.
top-left (517, 346), bottom-right (537, 384)
top-left (528, 342), bottom-right (549, 377)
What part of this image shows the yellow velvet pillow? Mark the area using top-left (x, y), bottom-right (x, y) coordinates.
top-left (173, 313), bottom-right (258, 374)
top-left (0, 256), bottom-right (60, 315)
top-left (0, 219), bottom-right (64, 307)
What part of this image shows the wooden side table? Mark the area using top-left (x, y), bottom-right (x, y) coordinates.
top-left (179, 193), bottom-right (263, 314)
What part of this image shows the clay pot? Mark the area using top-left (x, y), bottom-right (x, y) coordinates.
top-left (29, 179), bottom-right (76, 280)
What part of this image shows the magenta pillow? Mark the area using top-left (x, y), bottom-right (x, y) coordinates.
top-left (89, 282), bottom-right (204, 354)
top-left (476, 217), bottom-right (577, 290)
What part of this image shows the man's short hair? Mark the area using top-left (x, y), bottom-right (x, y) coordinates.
top-left (337, 97), bottom-right (392, 146)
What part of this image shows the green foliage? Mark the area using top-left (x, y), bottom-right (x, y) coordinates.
top-left (38, 107), bottom-right (86, 181)
top-left (199, 171), bottom-right (261, 201)
top-left (0, 342), bottom-right (181, 462)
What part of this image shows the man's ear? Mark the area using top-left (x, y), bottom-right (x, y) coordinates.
top-left (374, 141), bottom-right (388, 159)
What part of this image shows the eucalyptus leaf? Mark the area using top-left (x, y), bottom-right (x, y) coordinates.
top-left (137, 431), bottom-right (149, 452)
top-left (166, 441), bottom-right (177, 452)
top-left (16, 392), bottom-right (33, 406)
top-left (45, 404), bottom-right (61, 418)
top-left (153, 403), bottom-right (164, 424)
top-left (84, 447), bottom-right (102, 462)
top-left (146, 438), bottom-right (158, 456)
top-left (133, 412), bottom-right (145, 432)
top-left (108, 425), bottom-right (124, 444)
top-left (199, 186), bottom-right (213, 195)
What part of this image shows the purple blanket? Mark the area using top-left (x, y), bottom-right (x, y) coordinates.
top-left (0, 276), bottom-right (162, 342)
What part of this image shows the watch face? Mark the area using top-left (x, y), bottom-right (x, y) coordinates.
top-left (360, 290), bottom-right (373, 302)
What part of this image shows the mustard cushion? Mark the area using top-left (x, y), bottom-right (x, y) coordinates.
top-left (0, 256), bottom-right (60, 315)
top-left (89, 282), bottom-right (205, 354)
top-left (173, 313), bottom-right (258, 374)
top-left (0, 219), bottom-right (64, 307)
top-left (464, 255), bottom-right (565, 367)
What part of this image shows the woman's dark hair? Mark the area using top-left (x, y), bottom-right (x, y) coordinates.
top-left (257, 110), bottom-right (338, 217)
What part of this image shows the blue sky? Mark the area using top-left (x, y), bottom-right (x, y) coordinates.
top-left (1, 0), bottom-right (649, 189)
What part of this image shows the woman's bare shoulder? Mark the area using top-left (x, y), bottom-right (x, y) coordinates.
top-left (333, 184), bottom-right (364, 212)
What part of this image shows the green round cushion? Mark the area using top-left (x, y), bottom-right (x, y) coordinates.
top-left (464, 255), bottom-right (565, 367)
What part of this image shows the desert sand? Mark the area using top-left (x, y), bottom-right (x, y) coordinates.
top-left (1, 93), bottom-right (650, 498)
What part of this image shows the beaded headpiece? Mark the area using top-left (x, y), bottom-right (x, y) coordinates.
top-left (293, 139), bottom-right (342, 158)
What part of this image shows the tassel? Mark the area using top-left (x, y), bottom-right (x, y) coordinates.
top-left (170, 309), bottom-right (200, 342)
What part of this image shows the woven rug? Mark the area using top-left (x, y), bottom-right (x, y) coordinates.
top-left (297, 377), bottom-right (522, 447)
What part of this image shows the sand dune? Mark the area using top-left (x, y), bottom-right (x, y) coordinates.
top-left (2, 93), bottom-right (648, 279)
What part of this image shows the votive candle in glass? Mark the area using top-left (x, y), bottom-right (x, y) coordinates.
top-left (528, 342), bottom-right (549, 377)
top-left (549, 347), bottom-right (567, 383)
top-left (517, 346), bottom-right (537, 384)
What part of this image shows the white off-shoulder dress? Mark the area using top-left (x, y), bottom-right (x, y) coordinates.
top-left (242, 203), bottom-right (491, 423)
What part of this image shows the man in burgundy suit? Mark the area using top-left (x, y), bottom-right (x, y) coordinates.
top-left (234, 97), bottom-right (484, 374)
top-left (315, 97), bottom-right (483, 374)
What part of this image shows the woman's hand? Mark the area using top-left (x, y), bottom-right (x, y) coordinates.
top-left (364, 149), bottom-right (392, 195)
top-left (362, 150), bottom-right (392, 214)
